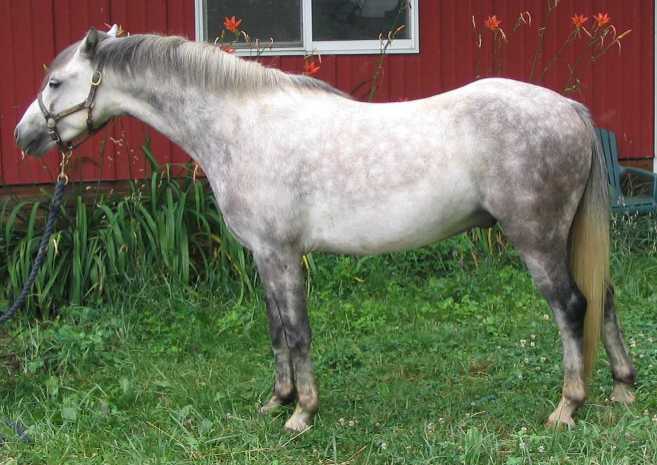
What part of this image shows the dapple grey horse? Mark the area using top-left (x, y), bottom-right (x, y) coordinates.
top-left (15, 28), bottom-right (636, 432)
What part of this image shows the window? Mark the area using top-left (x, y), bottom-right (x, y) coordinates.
top-left (195, 0), bottom-right (419, 55)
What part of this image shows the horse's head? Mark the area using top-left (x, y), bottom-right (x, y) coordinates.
top-left (15, 26), bottom-right (119, 156)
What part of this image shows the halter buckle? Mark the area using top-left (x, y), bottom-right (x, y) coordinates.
top-left (91, 71), bottom-right (103, 87)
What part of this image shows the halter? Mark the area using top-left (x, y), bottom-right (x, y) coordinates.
top-left (37, 61), bottom-right (106, 152)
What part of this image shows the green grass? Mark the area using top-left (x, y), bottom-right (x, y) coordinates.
top-left (0, 226), bottom-right (656, 464)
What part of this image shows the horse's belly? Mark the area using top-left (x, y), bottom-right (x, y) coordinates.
top-left (305, 189), bottom-right (487, 255)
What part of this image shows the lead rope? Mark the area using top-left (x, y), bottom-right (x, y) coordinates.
top-left (0, 152), bottom-right (70, 445)
top-left (0, 151), bottom-right (70, 326)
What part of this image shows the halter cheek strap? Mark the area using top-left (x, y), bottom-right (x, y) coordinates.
top-left (37, 61), bottom-right (106, 151)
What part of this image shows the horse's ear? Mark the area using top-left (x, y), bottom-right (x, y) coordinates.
top-left (107, 24), bottom-right (119, 38)
top-left (80, 27), bottom-right (100, 58)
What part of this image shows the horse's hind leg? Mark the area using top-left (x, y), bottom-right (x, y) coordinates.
top-left (603, 285), bottom-right (636, 404)
top-left (526, 255), bottom-right (588, 427)
top-left (254, 249), bottom-right (318, 432)
top-left (503, 230), bottom-right (588, 426)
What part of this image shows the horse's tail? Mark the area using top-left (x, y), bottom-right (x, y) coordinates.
top-left (570, 103), bottom-right (610, 379)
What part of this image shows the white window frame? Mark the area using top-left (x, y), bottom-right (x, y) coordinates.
top-left (194, 0), bottom-right (419, 56)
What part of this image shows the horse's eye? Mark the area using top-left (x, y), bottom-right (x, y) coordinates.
top-left (48, 79), bottom-right (61, 89)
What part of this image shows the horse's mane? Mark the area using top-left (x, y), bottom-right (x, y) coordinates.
top-left (95, 34), bottom-right (349, 98)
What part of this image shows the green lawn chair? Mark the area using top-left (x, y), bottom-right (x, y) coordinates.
top-left (595, 128), bottom-right (657, 214)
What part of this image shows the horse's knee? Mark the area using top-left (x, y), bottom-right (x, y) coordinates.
top-left (263, 282), bottom-right (310, 352)
top-left (286, 328), bottom-right (311, 354)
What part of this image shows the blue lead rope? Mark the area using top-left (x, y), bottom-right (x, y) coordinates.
top-left (0, 178), bottom-right (66, 325)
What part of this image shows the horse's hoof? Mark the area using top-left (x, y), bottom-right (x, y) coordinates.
top-left (545, 412), bottom-right (575, 429)
top-left (610, 383), bottom-right (636, 404)
top-left (259, 397), bottom-right (284, 415)
top-left (546, 403), bottom-right (576, 429)
top-left (284, 411), bottom-right (313, 433)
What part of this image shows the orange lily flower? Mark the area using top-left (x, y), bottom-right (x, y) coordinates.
top-left (593, 12), bottom-right (611, 28)
top-left (304, 59), bottom-right (320, 76)
top-left (224, 16), bottom-right (242, 33)
top-left (484, 15), bottom-right (502, 31)
top-left (571, 14), bottom-right (588, 29)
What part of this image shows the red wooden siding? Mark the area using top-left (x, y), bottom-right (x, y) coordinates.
top-left (0, 0), bottom-right (653, 185)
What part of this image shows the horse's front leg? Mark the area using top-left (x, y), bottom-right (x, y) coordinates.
top-left (254, 249), bottom-right (318, 432)
top-left (259, 296), bottom-right (296, 415)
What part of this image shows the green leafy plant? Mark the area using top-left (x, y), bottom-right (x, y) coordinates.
top-left (0, 142), bottom-right (255, 317)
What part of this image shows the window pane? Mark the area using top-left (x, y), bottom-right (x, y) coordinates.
top-left (205, 0), bottom-right (302, 47)
top-left (312, 0), bottom-right (410, 41)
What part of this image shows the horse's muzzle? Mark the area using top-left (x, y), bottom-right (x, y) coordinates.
top-left (15, 123), bottom-right (52, 156)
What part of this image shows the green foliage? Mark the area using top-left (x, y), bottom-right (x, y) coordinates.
top-left (611, 212), bottom-right (657, 257)
top-left (13, 306), bottom-right (125, 376)
top-left (0, 143), bottom-right (254, 316)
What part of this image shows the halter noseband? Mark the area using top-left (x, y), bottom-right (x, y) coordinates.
top-left (37, 61), bottom-right (105, 152)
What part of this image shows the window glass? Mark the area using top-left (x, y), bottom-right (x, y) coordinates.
top-left (311, 0), bottom-right (410, 41)
top-left (205, 0), bottom-right (302, 47)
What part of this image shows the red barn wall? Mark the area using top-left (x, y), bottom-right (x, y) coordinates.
top-left (0, 0), bottom-right (653, 186)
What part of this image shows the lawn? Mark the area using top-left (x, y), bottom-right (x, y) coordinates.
top-left (0, 220), bottom-right (656, 464)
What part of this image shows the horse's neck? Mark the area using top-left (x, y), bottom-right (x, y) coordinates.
top-left (115, 75), bottom-right (229, 163)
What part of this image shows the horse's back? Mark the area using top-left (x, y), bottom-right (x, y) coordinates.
top-left (300, 79), bottom-right (593, 254)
